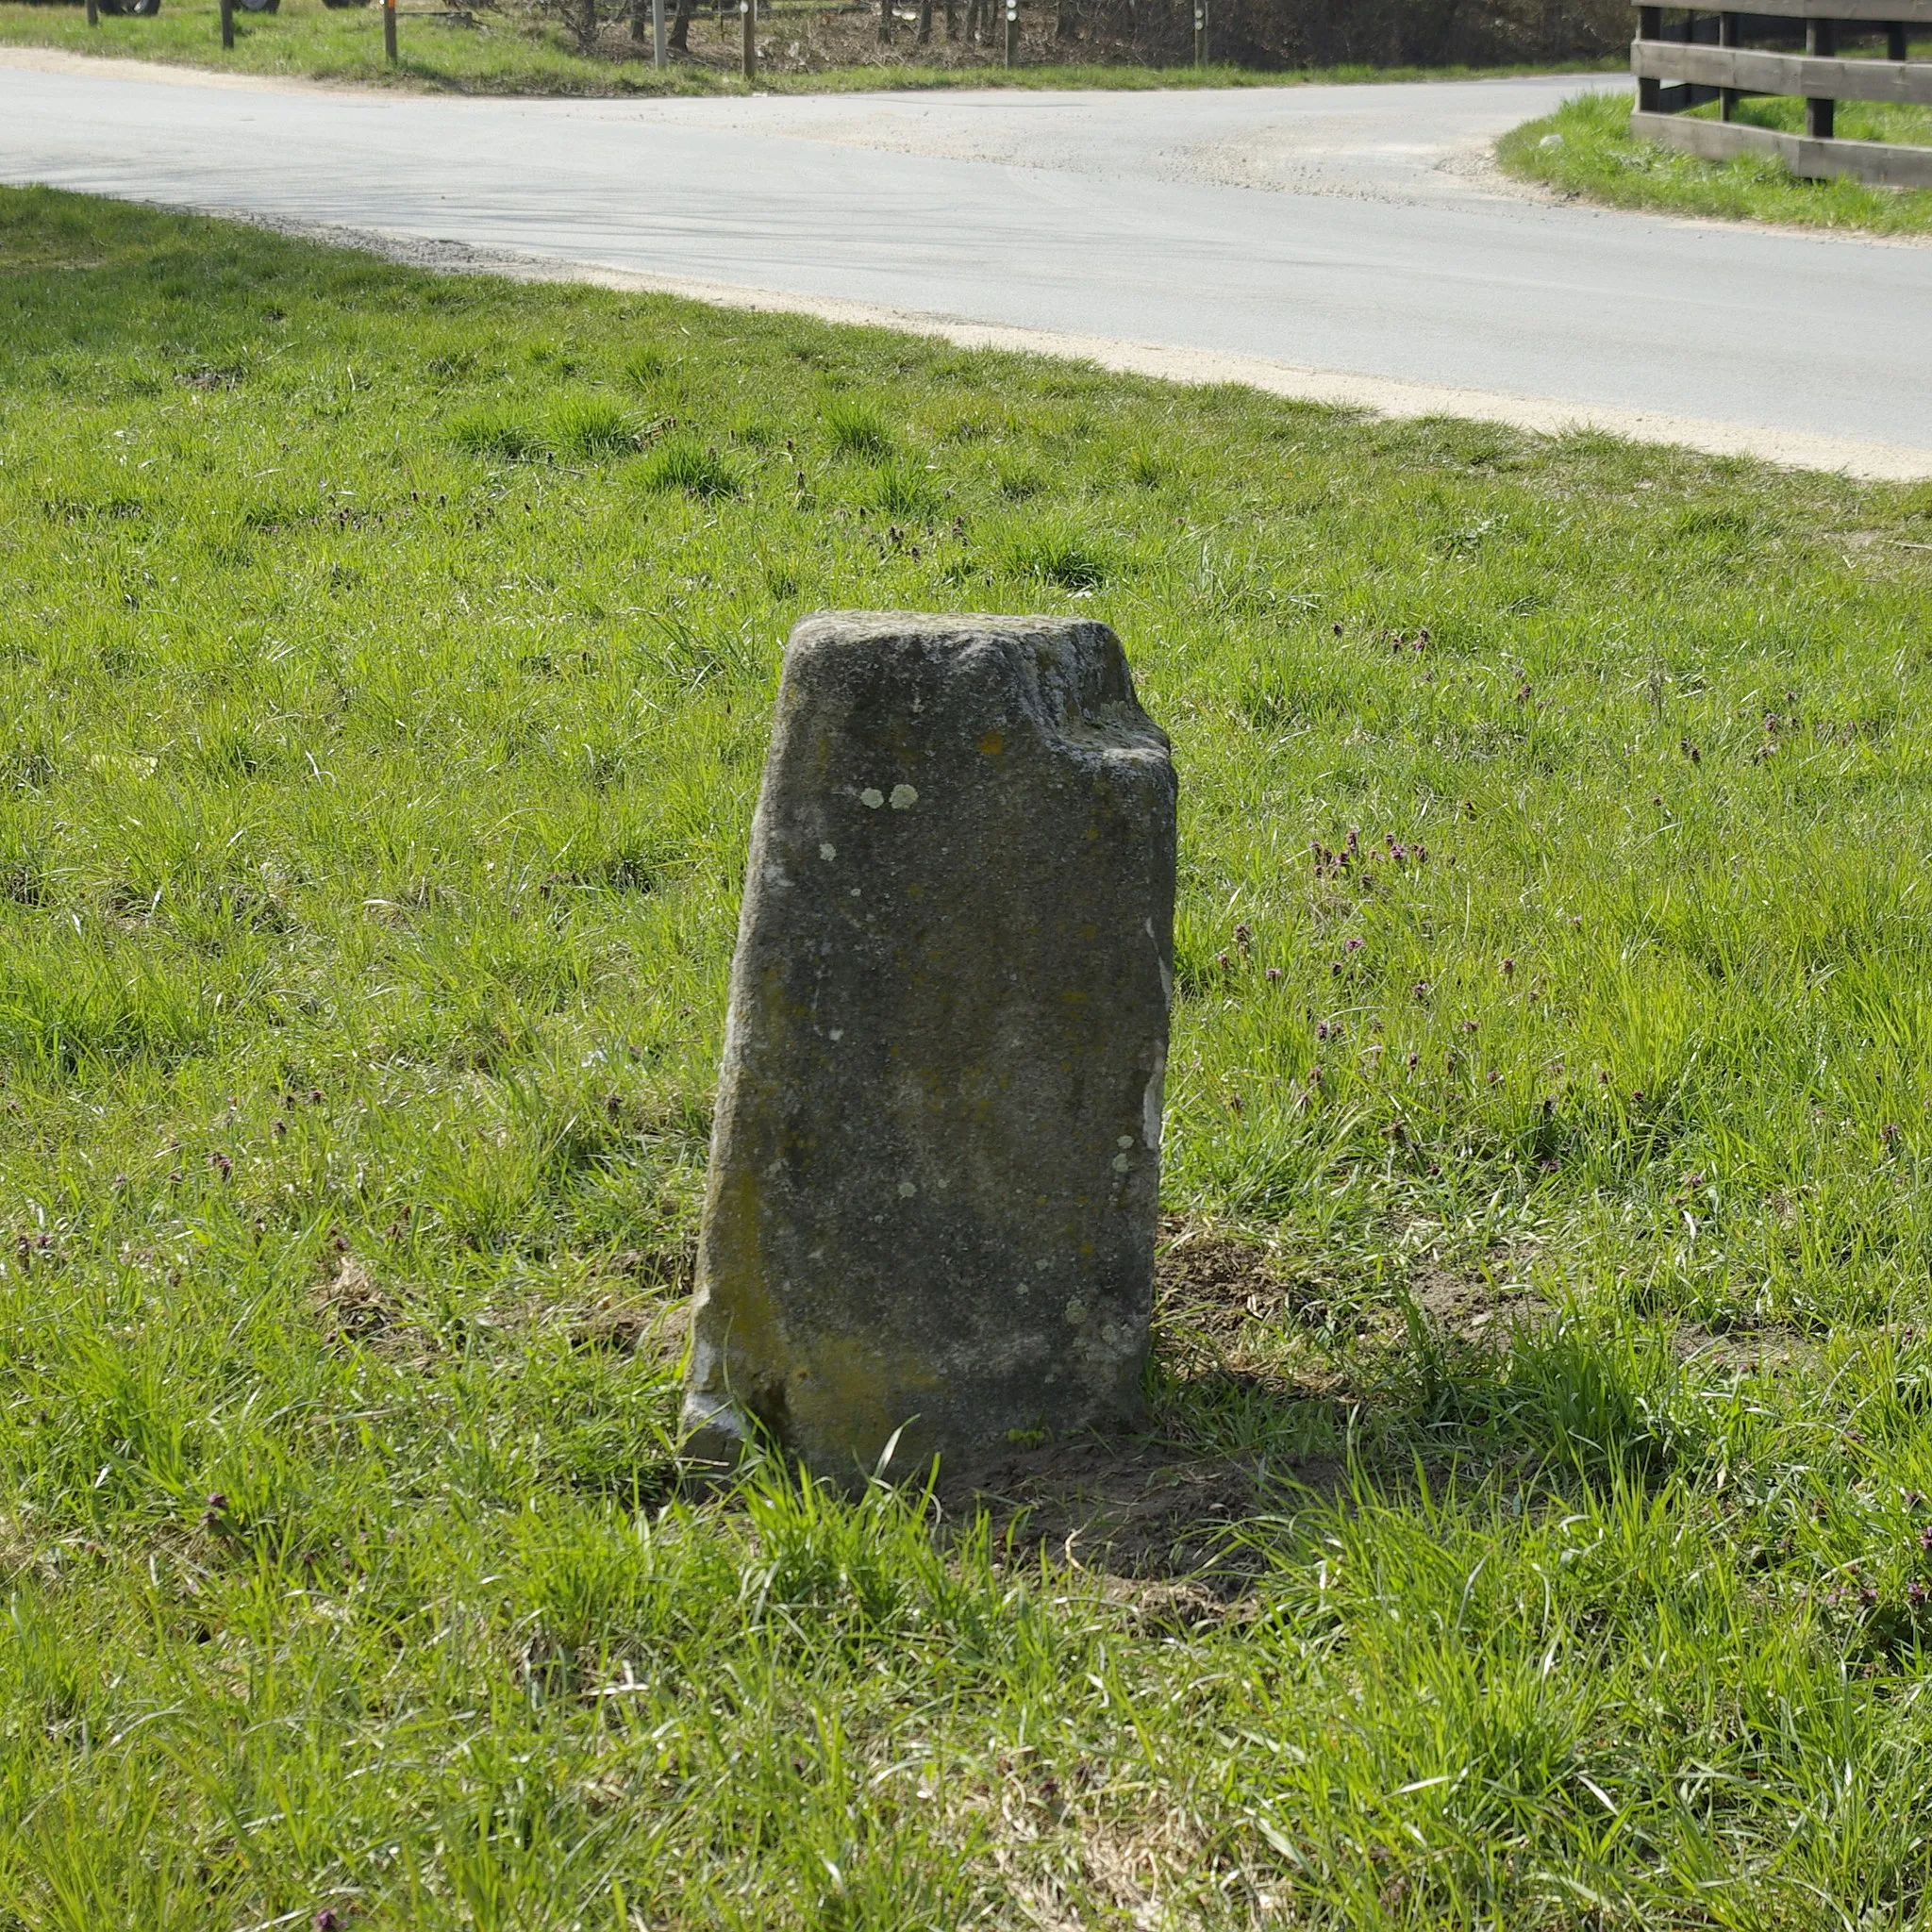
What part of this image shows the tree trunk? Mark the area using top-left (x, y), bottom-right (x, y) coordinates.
top-left (917, 0), bottom-right (931, 39)
top-left (668, 0), bottom-right (692, 50)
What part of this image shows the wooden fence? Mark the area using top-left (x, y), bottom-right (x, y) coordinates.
top-left (1630, 0), bottom-right (1932, 187)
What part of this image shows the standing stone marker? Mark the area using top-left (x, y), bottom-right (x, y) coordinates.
top-left (682, 612), bottom-right (1176, 1484)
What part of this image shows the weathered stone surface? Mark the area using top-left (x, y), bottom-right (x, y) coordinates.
top-left (682, 611), bottom-right (1176, 1484)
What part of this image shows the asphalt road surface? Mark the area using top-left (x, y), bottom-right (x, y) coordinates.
top-left (4, 52), bottom-right (1928, 475)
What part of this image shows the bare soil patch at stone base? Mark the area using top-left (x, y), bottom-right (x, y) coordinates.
top-left (944, 1225), bottom-right (1349, 1584)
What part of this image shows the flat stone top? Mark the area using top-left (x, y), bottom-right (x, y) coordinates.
top-left (783, 610), bottom-right (1171, 767)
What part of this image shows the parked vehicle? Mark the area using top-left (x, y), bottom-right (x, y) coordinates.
top-left (88, 0), bottom-right (290, 14)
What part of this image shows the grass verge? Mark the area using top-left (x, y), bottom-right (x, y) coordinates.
top-left (0, 0), bottom-right (1626, 94)
top-left (1502, 86), bottom-right (1932, 234)
top-left (6, 184), bottom-right (1932, 1925)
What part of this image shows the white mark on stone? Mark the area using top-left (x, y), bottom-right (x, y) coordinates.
top-left (828, 1028), bottom-right (843, 1041)
top-left (1148, 917), bottom-right (1172, 1008)
top-left (1142, 1047), bottom-right (1166, 1149)
top-left (898, 1180), bottom-right (918, 1197)
top-left (850, 887), bottom-right (862, 897)
top-left (890, 783), bottom-right (919, 810)
top-left (1036, 1258), bottom-right (1051, 1272)
top-left (1063, 1300), bottom-right (1087, 1325)
top-left (1111, 1153), bottom-right (1130, 1173)
top-left (1117, 1135), bottom-right (1135, 1149)
top-left (820, 841), bottom-right (837, 860)
top-left (860, 788), bottom-right (885, 809)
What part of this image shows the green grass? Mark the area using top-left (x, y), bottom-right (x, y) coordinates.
top-left (7, 182), bottom-right (1932, 1925)
top-left (0, 0), bottom-right (1627, 94)
top-left (1502, 85), bottom-right (1932, 233)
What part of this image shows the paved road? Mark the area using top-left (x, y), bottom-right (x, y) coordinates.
top-left (4, 53), bottom-right (1929, 475)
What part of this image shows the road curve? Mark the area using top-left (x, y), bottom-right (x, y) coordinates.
top-left (4, 51), bottom-right (1929, 476)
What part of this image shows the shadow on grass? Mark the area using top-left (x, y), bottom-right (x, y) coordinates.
top-left (944, 1222), bottom-right (1733, 1592)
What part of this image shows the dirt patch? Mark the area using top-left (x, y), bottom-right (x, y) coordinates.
top-left (310, 1252), bottom-right (424, 1357)
top-left (560, 1242), bottom-right (694, 1357)
top-left (1410, 1261), bottom-right (1550, 1345)
top-left (1153, 1216), bottom-right (1358, 1381)
top-left (1671, 1317), bottom-right (1817, 1377)
top-left (568, 1294), bottom-right (690, 1361)
top-left (608, 1239), bottom-right (696, 1291)
top-left (1156, 1219), bottom-right (1298, 1345)
top-left (953, 1431), bottom-right (1341, 1588)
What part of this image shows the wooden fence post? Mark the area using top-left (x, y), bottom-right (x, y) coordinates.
top-left (1636, 3), bottom-right (1660, 109)
top-left (1193, 0), bottom-right (1206, 62)
top-left (741, 0), bottom-right (754, 75)
top-left (879, 0), bottom-right (891, 42)
top-left (1806, 14), bottom-right (1834, 137)
top-left (1887, 19), bottom-right (1908, 57)
top-left (1719, 9), bottom-right (1739, 120)
top-left (85, 0), bottom-right (97, 23)
top-left (219, 0), bottom-right (234, 48)
top-left (653, 0), bottom-right (665, 61)
top-left (1003, 0), bottom-right (1016, 62)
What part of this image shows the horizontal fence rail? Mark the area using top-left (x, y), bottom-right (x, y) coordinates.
top-left (1630, 0), bottom-right (1932, 187)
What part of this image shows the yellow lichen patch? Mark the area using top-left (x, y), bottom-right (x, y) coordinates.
top-left (785, 1331), bottom-right (945, 1479)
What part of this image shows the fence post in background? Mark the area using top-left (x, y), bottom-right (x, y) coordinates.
top-left (1805, 14), bottom-right (1834, 137)
top-left (1636, 3), bottom-right (1660, 109)
top-left (741, 0), bottom-right (754, 75)
top-left (85, 0), bottom-right (97, 23)
top-left (1718, 9), bottom-right (1738, 120)
top-left (383, 0), bottom-right (398, 60)
top-left (916, 0), bottom-right (931, 41)
top-left (653, 0), bottom-right (665, 61)
top-left (1193, 0), bottom-right (1206, 63)
top-left (1887, 19), bottom-right (1907, 58)
top-left (879, 0), bottom-right (891, 42)
top-left (219, 0), bottom-right (234, 48)
top-left (1003, 0), bottom-right (1016, 61)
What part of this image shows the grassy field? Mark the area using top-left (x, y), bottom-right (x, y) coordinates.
top-left (1502, 87), bottom-right (1932, 234)
top-left (6, 183), bottom-right (1932, 1927)
top-left (0, 0), bottom-right (1625, 94)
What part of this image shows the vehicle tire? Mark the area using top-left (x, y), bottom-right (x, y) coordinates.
top-left (321, 0), bottom-right (370, 8)
top-left (237, 0), bottom-right (278, 11)
top-left (125, 0), bottom-right (162, 13)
